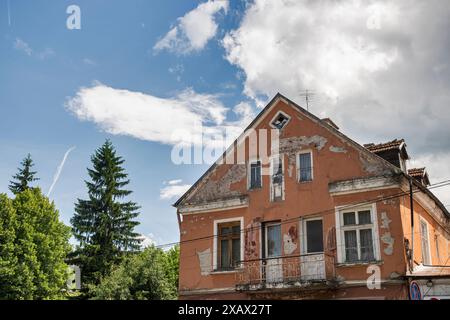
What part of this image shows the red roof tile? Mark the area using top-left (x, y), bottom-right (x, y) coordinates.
top-left (364, 139), bottom-right (405, 153)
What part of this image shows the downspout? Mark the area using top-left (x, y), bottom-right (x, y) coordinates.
top-left (409, 177), bottom-right (414, 272)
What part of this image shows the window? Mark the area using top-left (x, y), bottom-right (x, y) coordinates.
top-left (248, 160), bottom-right (262, 189)
top-left (298, 151), bottom-right (313, 182)
top-left (270, 112), bottom-right (290, 130)
top-left (337, 207), bottom-right (378, 263)
top-left (265, 223), bottom-right (282, 258)
top-left (270, 157), bottom-right (284, 201)
top-left (420, 219), bottom-right (431, 265)
top-left (217, 221), bottom-right (241, 270)
top-left (304, 219), bottom-right (324, 253)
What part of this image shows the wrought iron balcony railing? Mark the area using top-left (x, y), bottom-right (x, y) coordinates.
top-left (235, 253), bottom-right (336, 291)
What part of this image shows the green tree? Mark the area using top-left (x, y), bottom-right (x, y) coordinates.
top-left (70, 140), bottom-right (141, 288)
top-left (0, 194), bottom-right (19, 299)
top-left (90, 246), bottom-right (178, 300)
top-left (0, 189), bottom-right (71, 299)
top-left (9, 154), bottom-right (39, 195)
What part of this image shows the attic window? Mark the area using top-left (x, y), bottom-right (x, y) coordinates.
top-left (271, 112), bottom-right (289, 129)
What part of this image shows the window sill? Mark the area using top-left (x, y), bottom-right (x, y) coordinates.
top-left (248, 187), bottom-right (262, 191)
top-left (336, 260), bottom-right (383, 267)
top-left (211, 269), bottom-right (241, 274)
top-left (298, 180), bottom-right (313, 184)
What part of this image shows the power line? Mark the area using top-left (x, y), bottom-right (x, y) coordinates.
top-left (155, 178), bottom-right (450, 249)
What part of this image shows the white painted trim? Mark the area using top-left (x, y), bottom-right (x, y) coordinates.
top-left (247, 158), bottom-right (263, 190)
top-left (296, 149), bottom-right (314, 183)
top-left (269, 154), bottom-right (285, 201)
top-left (419, 217), bottom-right (432, 265)
top-left (269, 110), bottom-right (291, 130)
top-left (212, 217), bottom-right (244, 271)
top-left (179, 197), bottom-right (248, 215)
top-left (335, 203), bottom-right (380, 263)
top-left (329, 176), bottom-right (400, 196)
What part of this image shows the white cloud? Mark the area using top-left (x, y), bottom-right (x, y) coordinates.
top-left (222, 0), bottom-right (450, 189)
top-left (137, 233), bottom-right (157, 248)
top-left (160, 180), bottom-right (192, 200)
top-left (14, 38), bottom-right (32, 56)
top-left (66, 83), bottom-right (255, 148)
top-left (154, 0), bottom-right (228, 54)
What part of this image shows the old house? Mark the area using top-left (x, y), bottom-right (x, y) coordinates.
top-left (174, 93), bottom-right (450, 300)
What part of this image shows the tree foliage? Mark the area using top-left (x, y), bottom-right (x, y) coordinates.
top-left (9, 154), bottom-right (39, 195)
top-left (90, 246), bottom-right (179, 300)
top-left (70, 140), bottom-right (141, 288)
top-left (0, 189), bottom-right (71, 299)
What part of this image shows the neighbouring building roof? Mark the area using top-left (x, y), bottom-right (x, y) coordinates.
top-left (364, 139), bottom-right (406, 154)
top-left (408, 167), bottom-right (431, 187)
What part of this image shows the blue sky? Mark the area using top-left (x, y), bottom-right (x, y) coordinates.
top-left (1, 0), bottom-right (450, 246)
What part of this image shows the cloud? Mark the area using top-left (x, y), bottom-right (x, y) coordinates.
top-left (137, 233), bottom-right (157, 248)
top-left (83, 58), bottom-right (96, 66)
top-left (47, 146), bottom-right (76, 197)
top-left (66, 83), bottom-right (255, 148)
top-left (14, 38), bottom-right (32, 56)
top-left (160, 180), bottom-right (192, 200)
top-left (223, 0), bottom-right (450, 183)
top-left (13, 38), bottom-right (55, 59)
top-left (154, 0), bottom-right (228, 54)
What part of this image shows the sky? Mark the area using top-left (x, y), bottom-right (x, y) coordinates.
top-left (1, 0), bottom-right (449, 247)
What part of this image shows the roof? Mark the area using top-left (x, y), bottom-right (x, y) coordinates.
top-left (407, 264), bottom-right (450, 277)
top-left (364, 139), bottom-right (405, 153)
top-left (321, 117), bottom-right (339, 130)
top-left (408, 167), bottom-right (426, 177)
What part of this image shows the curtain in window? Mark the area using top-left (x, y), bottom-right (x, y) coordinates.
top-left (344, 230), bottom-right (358, 262)
top-left (299, 153), bottom-right (312, 181)
top-left (360, 229), bottom-right (374, 261)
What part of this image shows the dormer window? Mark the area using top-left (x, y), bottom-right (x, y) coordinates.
top-left (271, 112), bottom-right (290, 130)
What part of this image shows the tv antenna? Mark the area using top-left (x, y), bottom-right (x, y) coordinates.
top-left (299, 89), bottom-right (315, 111)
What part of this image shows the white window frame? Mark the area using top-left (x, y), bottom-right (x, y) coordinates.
top-left (247, 158), bottom-right (263, 190)
top-left (335, 203), bottom-right (381, 264)
top-left (300, 217), bottom-right (324, 254)
top-left (212, 217), bottom-right (244, 272)
top-left (269, 111), bottom-right (291, 130)
top-left (296, 149), bottom-right (314, 183)
top-left (269, 154), bottom-right (285, 201)
top-left (420, 217), bottom-right (432, 265)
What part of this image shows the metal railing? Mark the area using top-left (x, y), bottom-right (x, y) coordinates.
top-left (235, 253), bottom-right (335, 289)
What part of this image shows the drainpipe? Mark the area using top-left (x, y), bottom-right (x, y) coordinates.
top-left (409, 176), bottom-right (414, 272)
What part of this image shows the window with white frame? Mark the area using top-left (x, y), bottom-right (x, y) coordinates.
top-left (420, 219), bottom-right (431, 265)
top-left (270, 156), bottom-right (284, 201)
top-left (248, 160), bottom-right (262, 189)
top-left (216, 221), bottom-right (241, 270)
top-left (298, 151), bottom-right (313, 182)
top-left (337, 206), bottom-right (378, 263)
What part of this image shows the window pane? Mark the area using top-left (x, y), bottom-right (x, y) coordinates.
top-left (220, 226), bottom-right (231, 235)
top-left (250, 161), bottom-right (261, 188)
top-left (306, 220), bottom-right (323, 253)
top-left (232, 239), bottom-right (240, 267)
top-left (344, 230), bottom-right (358, 262)
top-left (420, 221), bottom-right (430, 264)
top-left (232, 225), bottom-right (240, 236)
top-left (360, 229), bottom-right (374, 261)
top-left (267, 224), bottom-right (281, 258)
top-left (358, 210), bottom-right (371, 224)
top-left (299, 153), bottom-right (312, 181)
top-left (343, 212), bottom-right (356, 226)
top-left (220, 240), bottom-right (229, 268)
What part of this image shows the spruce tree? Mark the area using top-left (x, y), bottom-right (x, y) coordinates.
top-left (9, 154), bottom-right (39, 194)
top-left (70, 140), bottom-right (141, 288)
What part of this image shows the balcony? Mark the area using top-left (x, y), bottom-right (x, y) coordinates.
top-left (235, 253), bottom-right (336, 291)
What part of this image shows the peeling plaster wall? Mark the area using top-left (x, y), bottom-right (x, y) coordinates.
top-left (329, 146), bottom-right (347, 153)
top-left (197, 248), bottom-right (212, 276)
top-left (280, 135), bottom-right (328, 178)
top-left (359, 151), bottom-right (393, 175)
top-left (380, 211), bottom-right (395, 255)
top-left (283, 226), bottom-right (298, 255)
top-left (245, 221), bottom-right (259, 260)
top-left (187, 164), bottom-right (246, 204)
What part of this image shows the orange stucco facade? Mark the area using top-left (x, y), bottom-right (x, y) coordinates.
top-left (175, 94), bottom-right (450, 300)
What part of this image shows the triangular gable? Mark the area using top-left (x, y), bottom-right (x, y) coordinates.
top-left (173, 93), bottom-right (402, 207)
